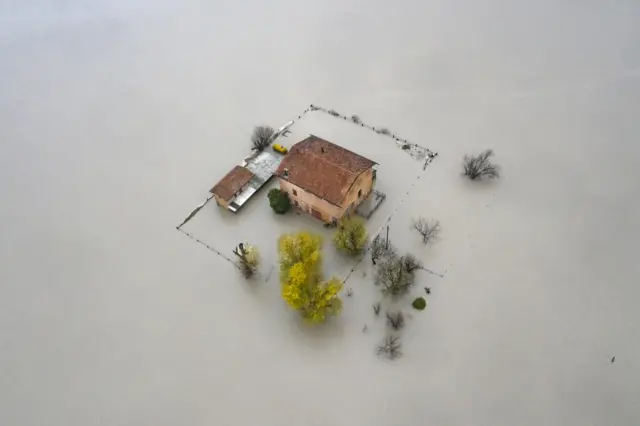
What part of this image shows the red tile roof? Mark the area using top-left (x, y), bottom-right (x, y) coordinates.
top-left (275, 135), bottom-right (376, 206)
top-left (210, 165), bottom-right (254, 201)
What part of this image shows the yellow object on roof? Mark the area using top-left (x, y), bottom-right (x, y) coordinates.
top-left (273, 144), bottom-right (288, 154)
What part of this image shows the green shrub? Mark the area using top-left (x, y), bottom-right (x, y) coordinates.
top-left (268, 188), bottom-right (291, 214)
top-left (333, 216), bottom-right (368, 255)
top-left (412, 297), bottom-right (427, 311)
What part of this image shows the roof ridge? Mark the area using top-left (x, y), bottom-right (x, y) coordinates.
top-left (307, 134), bottom-right (377, 166)
top-left (305, 150), bottom-right (358, 176)
top-left (303, 150), bottom-right (360, 205)
top-left (276, 135), bottom-right (375, 206)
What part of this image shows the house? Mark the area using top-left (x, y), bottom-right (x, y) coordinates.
top-left (210, 165), bottom-right (255, 209)
top-left (274, 135), bottom-right (377, 222)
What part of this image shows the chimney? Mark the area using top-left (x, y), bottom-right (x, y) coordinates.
top-left (283, 168), bottom-right (289, 177)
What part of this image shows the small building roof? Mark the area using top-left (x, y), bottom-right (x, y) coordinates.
top-left (210, 165), bottom-right (254, 201)
top-left (275, 135), bottom-right (376, 206)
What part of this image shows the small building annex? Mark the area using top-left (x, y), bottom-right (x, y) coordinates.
top-left (274, 135), bottom-right (377, 223)
top-left (210, 165), bottom-right (254, 209)
top-left (210, 150), bottom-right (285, 212)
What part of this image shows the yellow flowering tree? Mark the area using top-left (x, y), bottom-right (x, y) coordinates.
top-left (278, 232), bottom-right (343, 323)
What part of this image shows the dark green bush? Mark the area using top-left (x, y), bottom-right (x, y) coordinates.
top-left (268, 188), bottom-right (291, 214)
top-left (412, 297), bottom-right (427, 311)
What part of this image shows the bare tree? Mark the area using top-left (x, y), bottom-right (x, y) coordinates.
top-left (370, 234), bottom-right (396, 265)
top-left (376, 253), bottom-right (416, 296)
top-left (376, 336), bottom-right (402, 360)
top-left (401, 253), bottom-right (423, 273)
top-left (372, 302), bottom-right (381, 316)
top-left (462, 149), bottom-right (500, 180)
top-left (370, 235), bottom-right (385, 265)
top-left (386, 311), bottom-right (405, 331)
top-left (233, 243), bottom-right (260, 278)
top-left (412, 217), bottom-right (441, 245)
top-left (251, 125), bottom-right (275, 152)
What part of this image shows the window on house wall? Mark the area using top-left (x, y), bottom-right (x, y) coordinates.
top-left (358, 189), bottom-right (362, 198)
top-left (292, 189), bottom-right (297, 196)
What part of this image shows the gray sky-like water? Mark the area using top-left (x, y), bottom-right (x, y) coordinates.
top-left (1, 1), bottom-right (639, 425)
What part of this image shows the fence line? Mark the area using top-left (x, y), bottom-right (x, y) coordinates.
top-left (176, 227), bottom-right (239, 268)
top-left (418, 266), bottom-right (446, 278)
top-left (341, 155), bottom-right (440, 286)
top-left (309, 104), bottom-right (437, 161)
top-left (176, 195), bottom-right (213, 230)
top-left (175, 103), bottom-right (440, 282)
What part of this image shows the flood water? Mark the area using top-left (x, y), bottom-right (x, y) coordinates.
top-left (1, 1), bottom-right (639, 425)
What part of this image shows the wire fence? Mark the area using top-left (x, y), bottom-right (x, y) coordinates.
top-left (309, 104), bottom-right (437, 162)
top-left (340, 157), bottom-right (437, 286)
top-left (176, 227), bottom-right (239, 269)
top-left (175, 103), bottom-right (440, 283)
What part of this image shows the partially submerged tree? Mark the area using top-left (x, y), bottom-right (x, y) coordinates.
top-left (376, 336), bottom-right (402, 360)
top-left (411, 217), bottom-right (441, 245)
top-left (376, 252), bottom-right (417, 296)
top-left (251, 125), bottom-right (275, 152)
top-left (386, 311), bottom-right (405, 331)
top-left (370, 234), bottom-right (396, 265)
top-left (282, 276), bottom-right (343, 324)
top-left (268, 188), bottom-right (291, 214)
top-left (351, 115), bottom-right (361, 124)
top-left (462, 149), bottom-right (500, 180)
top-left (278, 232), bottom-right (343, 323)
top-left (278, 232), bottom-right (322, 279)
top-left (333, 216), bottom-right (368, 256)
top-left (233, 243), bottom-right (260, 278)
top-left (370, 235), bottom-right (385, 265)
top-left (372, 302), bottom-right (381, 316)
top-left (401, 253), bottom-right (423, 273)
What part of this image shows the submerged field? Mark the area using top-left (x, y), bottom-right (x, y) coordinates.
top-left (1, 1), bottom-right (639, 425)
